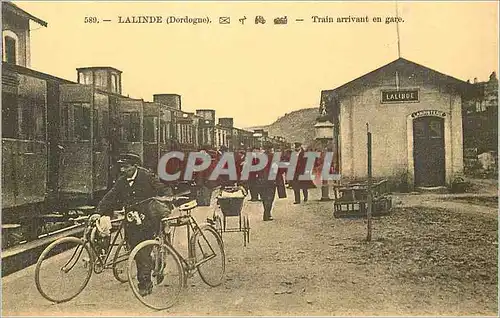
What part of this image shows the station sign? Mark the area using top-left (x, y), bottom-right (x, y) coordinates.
top-left (411, 110), bottom-right (446, 118)
top-left (381, 89), bottom-right (419, 103)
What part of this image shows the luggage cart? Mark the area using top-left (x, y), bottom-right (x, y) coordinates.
top-left (210, 186), bottom-right (250, 246)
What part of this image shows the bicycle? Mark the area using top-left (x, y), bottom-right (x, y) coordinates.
top-left (127, 196), bottom-right (225, 310)
top-left (34, 211), bottom-right (130, 303)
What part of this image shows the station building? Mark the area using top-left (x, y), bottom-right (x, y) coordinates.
top-left (320, 58), bottom-right (474, 190)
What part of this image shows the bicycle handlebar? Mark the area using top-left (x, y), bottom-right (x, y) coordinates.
top-left (125, 192), bottom-right (192, 210)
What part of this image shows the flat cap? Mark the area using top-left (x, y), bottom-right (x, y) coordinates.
top-left (117, 153), bottom-right (142, 166)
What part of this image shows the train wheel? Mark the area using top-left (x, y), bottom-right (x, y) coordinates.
top-left (35, 237), bottom-right (93, 303)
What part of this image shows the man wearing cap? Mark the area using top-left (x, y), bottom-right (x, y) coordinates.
top-left (96, 153), bottom-right (173, 296)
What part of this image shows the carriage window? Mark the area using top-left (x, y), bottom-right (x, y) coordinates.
top-left (102, 110), bottom-right (109, 138)
top-left (121, 112), bottom-right (141, 142)
top-left (144, 116), bottom-right (156, 142)
top-left (95, 70), bottom-right (107, 88)
top-left (19, 98), bottom-right (35, 140)
top-left (79, 72), bottom-right (93, 85)
top-left (120, 112), bottom-right (130, 141)
top-left (74, 103), bottom-right (91, 141)
top-left (111, 74), bottom-right (118, 93)
top-left (159, 121), bottom-right (165, 143)
top-left (130, 112), bottom-right (141, 142)
top-left (2, 93), bottom-right (18, 138)
top-left (4, 36), bottom-right (17, 64)
top-left (34, 101), bottom-right (46, 141)
top-left (61, 104), bottom-right (69, 140)
top-left (93, 109), bottom-right (100, 145)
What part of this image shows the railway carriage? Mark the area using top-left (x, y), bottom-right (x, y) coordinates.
top-left (116, 97), bottom-right (144, 161)
top-left (57, 83), bottom-right (111, 206)
top-left (143, 101), bottom-right (172, 172)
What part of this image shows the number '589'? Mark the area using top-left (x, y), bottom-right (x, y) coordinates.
top-left (84, 17), bottom-right (99, 23)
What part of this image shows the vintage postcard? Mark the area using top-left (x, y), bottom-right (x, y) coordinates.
top-left (1, 0), bottom-right (498, 316)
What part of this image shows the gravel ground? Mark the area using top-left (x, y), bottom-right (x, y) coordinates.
top-left (2, 188), bottom-right (498, 316)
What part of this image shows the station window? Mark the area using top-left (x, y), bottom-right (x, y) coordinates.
top-left (429, 119), bottom-right (443, 139)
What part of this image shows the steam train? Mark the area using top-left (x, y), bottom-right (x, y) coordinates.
top-left (1, 63), bottom-right (290, 249)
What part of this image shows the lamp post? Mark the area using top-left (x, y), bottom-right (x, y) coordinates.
top-left (314, 120), bottom-right (335, 201)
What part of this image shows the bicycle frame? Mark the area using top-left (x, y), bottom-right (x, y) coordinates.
top-left (162, 212), bottom-right (219, 273)
top-left (62, 217), bottom-right (126, 273)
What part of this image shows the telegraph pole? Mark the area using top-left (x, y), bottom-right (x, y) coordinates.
top-left (366, 123), bottom-right (373, 242)
top-left (396, 0), bottom-right (401, 58)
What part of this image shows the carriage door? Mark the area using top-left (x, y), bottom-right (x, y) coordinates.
top-left (413, 116), bottom-right (445, 187)
top-left (93, 92), bottom-right (110, 193)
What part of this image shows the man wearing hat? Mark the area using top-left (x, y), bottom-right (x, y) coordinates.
top-left (291, 142), bottom-right (309, 204)
top-left (96, 152), bottom-right (173, 296)
top-left (257, 143), bottom-right (281, 221)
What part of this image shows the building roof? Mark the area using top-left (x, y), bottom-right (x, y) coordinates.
top-left (322, 57), bottom-right (473, 97)
top-left (76, 66), bottom-right (123, 73)
top-left (3, 2), bottom-right (48, 27)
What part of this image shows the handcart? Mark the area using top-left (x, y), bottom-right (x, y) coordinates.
top-left (210, 185), bottom-right (250, 246)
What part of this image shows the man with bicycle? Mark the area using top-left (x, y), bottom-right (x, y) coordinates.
top-left (96, 153), bottom-right (173, 296)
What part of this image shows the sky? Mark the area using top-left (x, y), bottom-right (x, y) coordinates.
top-left (15, 1), bottom-right (500, 128)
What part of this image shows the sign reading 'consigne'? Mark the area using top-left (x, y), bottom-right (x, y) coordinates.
top-left (381, 89), bottom-right (419, 103)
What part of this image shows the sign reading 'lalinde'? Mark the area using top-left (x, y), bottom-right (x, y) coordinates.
top-left (381, 89), bottom-right (419, 103)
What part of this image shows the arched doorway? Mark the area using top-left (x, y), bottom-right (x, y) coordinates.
top-left (413, 116), bottom-right (445, 187)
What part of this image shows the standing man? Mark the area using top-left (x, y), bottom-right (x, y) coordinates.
top-left (291, 142), bottom-right (309, 204)
top-left (95, 153), bottom-right (172, 296)
top-left (257, 143), bottom-right (280, 221)
top-left (247, 146), bottom-right (262, 201)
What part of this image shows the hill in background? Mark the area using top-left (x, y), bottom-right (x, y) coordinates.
top-left (246, 107), bottom-right (319, 146)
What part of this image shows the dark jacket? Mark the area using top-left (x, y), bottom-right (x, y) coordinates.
top-left (256, 152), bottom-right (282, 187)
top-left (291, 149), bottom-right (315, 189)
top-left (96, 167), bottom-right (172, 228)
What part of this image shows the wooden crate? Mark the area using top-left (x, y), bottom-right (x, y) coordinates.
top-left (333, 196), bottom-right (392, 218)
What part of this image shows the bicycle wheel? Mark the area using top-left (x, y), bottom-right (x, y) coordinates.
top-left (190, 224), bottom-right (225, 287)
top-left (127, 240), bottom-right (185, 310)
top-left (35, 237), bottom-right (93, 303)
top-left (213, 215), bottom-right (223, 238)
top-left (112, 239), bottom-right (130, 283)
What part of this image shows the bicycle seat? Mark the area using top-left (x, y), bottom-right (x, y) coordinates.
top-left (178, 200), bottom-right (198, 211)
